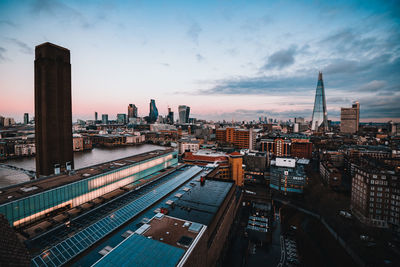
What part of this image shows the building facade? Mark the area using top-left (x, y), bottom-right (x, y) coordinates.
top-left (178, 105), bottom-right (190, 124)
top-left (0, 149), bottom-right (178, 228)
top-left (340, 102), bottom-right (360, 134)
top-left (270, 158), bottom-right (309, 194)
top-left (24, 113), bottom-right (29, 124)
top-left (128, 104), bottom-right (138, 119)
top-left (350, 157), bottom-right (400, 229)
top-left (149, 99), bottom-right (158, 123)
top-left (216, 127), bottom-right (255, 150)
top-left (34, 42), bottom-right (74, 177)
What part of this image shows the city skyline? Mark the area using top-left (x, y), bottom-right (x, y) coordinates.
top-left (0, 0), bottom-right (399, 122)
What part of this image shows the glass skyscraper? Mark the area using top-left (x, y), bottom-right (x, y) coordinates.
top-left (149, 99), bottom-right (158, 123)
top-left (311, 72), bottom-right (328, 131)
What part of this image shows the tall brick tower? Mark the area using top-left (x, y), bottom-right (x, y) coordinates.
top-left (35, 42), bottom-right (74, 177)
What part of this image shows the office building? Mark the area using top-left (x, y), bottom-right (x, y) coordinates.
top-left (270, 158), bottom-right (309, 194)
top-left (34, 42), bottom-right (74, 177)
top-left (128, 104), bottom-right (138, 119)
top-left (179, 105), bottom-right (190, 124)
top-left (3, 117), bottom-right (15, 127)
top-left (117, 113), bottom-right (127, 124)
top-left (95, 111), bottom-right (98, 121)
top-left (182, 150), bottom-right (244, 186)
top-left (319, 161), bottom-right (342, 187)
top-left (102, 114), bottom-right (109, 124)
top-left (0, 116), bottom-right (4, 127)
top-left (350, 157), bottom-right (400, 228)
top-left (167, 107), bottom-right (174, 124)
top-left (341, 102), bottom-right (360, 134)
top-left (149, 99), bottom-right (158, 123)
top-left (24, 113), bottom-right (29, 124)
top-left (216, 127), bottom-right (256, 150)
top-left (261, 134), bottom-right (312, 159)
top-left (311, 72), bottom-right (328, 132)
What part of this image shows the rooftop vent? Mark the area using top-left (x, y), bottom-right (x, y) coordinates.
top-left (135, 224), bottom-right (151, 235)
top-left (98, 246), bottom-right (113, 256)
top-left (121, 230), bottom-right (133, 239)
top-left (175, 193), bottom-right (183, 198)
top-left (177, 236), bottom-right (193, 248)
top-left (165, 200), bottom-right (174, 205)
top-left (155, 213), bottom-right (164, 220)
top-left (188, 222), bottom-right (202, 233)
top-left (20, 186), bottom-right (39, 192)
top-left (183, 187), bottom-right (190, 192)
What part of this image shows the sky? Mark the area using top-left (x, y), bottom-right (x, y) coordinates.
top-left (0, 0), bottom-right (399, 122)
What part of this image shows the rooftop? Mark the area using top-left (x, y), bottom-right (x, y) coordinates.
top-left (0, 148), bottom-right (173, 204)
top-left (92, 233), bottom-right (185, 267)
top-left (168, 179), bottom-right (234, 225)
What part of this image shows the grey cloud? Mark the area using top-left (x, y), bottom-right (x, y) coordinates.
top-left (161, 63), bottom-right (170, 67)
top-left (187, 22), bottom-right (202, 45)
top-left (197, 75), bottom-right (314, 95)
top-left (7, 38), bottom-right (33, 54)
top-left (262, 45), bottom-right (297, 70)
top-left (30, 0), bottom-right (91, 28)
top-left (358, 80), bottom-right (387, 92)
top-left (0, 47), bottom-right (6, 61)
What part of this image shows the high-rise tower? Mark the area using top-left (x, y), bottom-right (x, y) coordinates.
top-left (149, 99), bottom-right (158, 123)
top-left (35, 42), bottom-right (74, 177)
top-left (311, 72), bottom-right (328, 131)
top-left (128, 104), bottom-right (138, 119)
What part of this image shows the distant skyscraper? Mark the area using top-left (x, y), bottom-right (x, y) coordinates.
top-left (311, 72), bottom-right (328, 131)
top-left (167, 107), bottom-right (174, 124)
top-left (149, 99), bottom-right (158, 123)
top-left (178, 105), bottom-right (190, 123)
top-left (35, 42), bottom-right (73, 177)
top-left (341, 102), bottom-right (360, 134)
top-left (128, 104), bottom-right (138, 118)
top-left (23, 113), bottom-right (29, 124)
top-left (95, 111), bottom-right (98, 121)
top-left (117, 113), bottom-right (127, 124)
top-left (102, 114), bottom-right (108, 124)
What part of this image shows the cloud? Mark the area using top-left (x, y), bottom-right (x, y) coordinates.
top-left (0, 47), bottom-right (6, 61)
top-left (7, 38), bottom-right (33, 54)
top-left (0, 20), bottom-right (16, 27)
top-left (196, 75), bottom-right (314, 95)
top-left (262, 45), bottom-right (297, 70)
top-left (358, 80), bottom-right (387, 92)
top-left (196, 53), bottom-right (204, 62)
top-left (30, 0), bottom-right (91, 28)
top-left (186, 21), bottom-right (202, 45)
top-left (160, 63), bottom-right (170, 67)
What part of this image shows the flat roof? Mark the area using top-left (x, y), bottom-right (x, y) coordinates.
top-left (143, 215), bottom-right (203, 250)
top-left (168, 179), bottom-right (234, 225)
top-left (0, 148), bottom-right (173, 204)
top-left (92, 234), bottom-right (185, 267)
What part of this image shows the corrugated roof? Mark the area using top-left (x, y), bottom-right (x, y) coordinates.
top-left (92, 234), bottom-right (185, 267)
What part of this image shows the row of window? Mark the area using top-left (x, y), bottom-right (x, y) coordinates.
top-left (0, 152), bottom-right (177, 227)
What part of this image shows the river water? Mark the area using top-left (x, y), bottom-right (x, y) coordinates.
top-left (0, 144), bottom-right (165, 188)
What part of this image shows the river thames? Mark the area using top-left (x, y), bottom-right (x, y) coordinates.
top-left (0, 144), bottom-right (165, 188)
